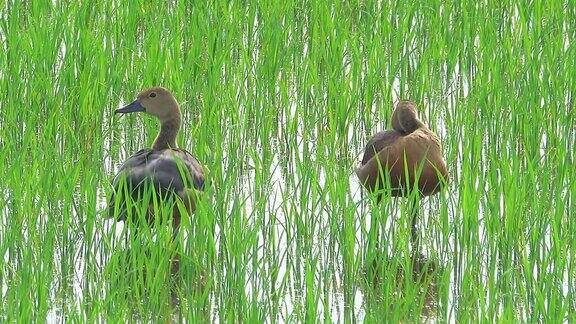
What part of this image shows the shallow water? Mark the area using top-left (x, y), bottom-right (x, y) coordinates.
top-left (75, 90), bottom-right (453, 322)
top-left (20, 55), bottom-right (575, 322)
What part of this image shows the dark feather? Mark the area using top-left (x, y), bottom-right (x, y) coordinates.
top-left (108, 148), bottom-right (205, 219)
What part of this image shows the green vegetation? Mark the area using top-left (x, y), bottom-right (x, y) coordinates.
top-left (1, 0), bottom-right (574, 322)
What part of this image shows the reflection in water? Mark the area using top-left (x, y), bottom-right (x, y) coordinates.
top-left (362, 251), bottom-right (442, 321)
top-left (101, 223), bottom-right (211, 321)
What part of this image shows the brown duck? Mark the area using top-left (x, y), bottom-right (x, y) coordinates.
top-left (108, 87), bottom-right (205, 230)
top-left (356, 101), bottom-right (448, 248)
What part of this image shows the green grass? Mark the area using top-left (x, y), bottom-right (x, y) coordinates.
top-left (1, 0), bottom-right (575, 322)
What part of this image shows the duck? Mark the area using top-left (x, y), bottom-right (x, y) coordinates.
top-left (108, 87), bottom-right (205, 231)
top-left (355, 100), bottom-right (448, 249)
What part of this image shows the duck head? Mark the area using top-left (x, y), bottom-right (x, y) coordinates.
top-left (391, 100), bottom-right (423, 134)
top-left (116, 87), bottom-right (180, 122)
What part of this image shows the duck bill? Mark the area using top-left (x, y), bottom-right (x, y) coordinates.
top-left (115, 100), bottom-right (145, 114)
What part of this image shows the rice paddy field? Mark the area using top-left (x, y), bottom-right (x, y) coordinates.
top-left (1, 0), bottom-right (575, 322)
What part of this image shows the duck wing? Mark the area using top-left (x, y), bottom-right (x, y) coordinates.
top-left (361, 130), bottom-right (401, 165)
top-left (357, 129), bottom-right (448, 197)
top-left (108, 148), bottom-right (205, 219)
top-left (172, 148), bottom-right (205, 191)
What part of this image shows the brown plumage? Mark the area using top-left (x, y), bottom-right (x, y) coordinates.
top-left (356, 101), bottom-right (448, 198)
top-left (356, 101), bottom-right (448, 252)
top-left (108, 87), bottom-right (205, 230)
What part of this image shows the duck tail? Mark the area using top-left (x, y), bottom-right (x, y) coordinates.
top-left (180, 188), bottom-right (202, 214)
top-left (107, 192), bottom-right (127, 221)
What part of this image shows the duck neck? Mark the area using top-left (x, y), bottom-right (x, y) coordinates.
top-left (400, 119), bottom-right (424, 135)
top-left (392, 109), bottom-right (423, 135)
top-left (153, 117), bottom-right (180, 150)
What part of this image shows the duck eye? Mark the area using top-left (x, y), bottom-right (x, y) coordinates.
top-left (149, 92), bottom-right (157, 98)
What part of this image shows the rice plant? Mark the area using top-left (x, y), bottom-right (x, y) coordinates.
top-left (1, 0), bottom-right (574, 322)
